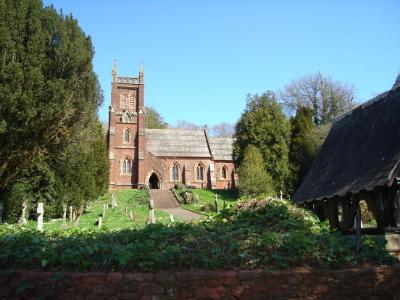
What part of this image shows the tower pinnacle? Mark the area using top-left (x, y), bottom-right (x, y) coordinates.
top-left (112, 59), bottom-right (117, 81)
top-left (139, 61), bottom-right (144, 83)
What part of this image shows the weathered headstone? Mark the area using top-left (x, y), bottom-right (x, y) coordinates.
top-left (37, 203), bottom-right (44, 232)
top-left (147, 198), bottom-right (156, 224)
top-left (103, 203), bottom-right (106, 217)
top-left (170, 214), bottom-right (175, 223)
top-left (18, 201), bottom-right (28, 225)
top-left (214, 194), bottom-right (219, 212)
top-left (98, 216), bottom-right (102, 229)
top-left (62, 203), bottom-right (67, 225)
top-left (111, 192), bottom-right (118, 208)
top-left (0, 202), bottom-right (4, 224)
top-left (129, 210), bottom-right (135, 223)
top-left (69, 205), bottom-right (73, 222)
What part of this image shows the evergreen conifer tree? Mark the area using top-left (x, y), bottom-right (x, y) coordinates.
top-left (237, 145), bottom-right (275, 197)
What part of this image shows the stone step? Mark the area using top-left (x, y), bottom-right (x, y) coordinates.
top-left (150, 190), bottom-right (180, 209)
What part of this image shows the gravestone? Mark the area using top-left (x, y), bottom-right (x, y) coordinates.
top-left (18, 201), bottom-right (28, 225)
top-left (129, 210), bottom-right (135, 223)
top-left (147, 198), bottom-right (156, 224)
top-left (111, 192), bottom-right (118, 208)
top-left (103, 203), bottom-right (106, 217)
top-left (214, 194), bottom-right (219, 212)
top-left (98, 216), bottom-right (102, 229)
top-left (37, 203), bottom-right (44, 232)
top-left (62, 203), bottom-right (67, 225)
top-left (170, 214), bottom-right (175, 223)
top-left (69, 206), bottom-right (73, 222)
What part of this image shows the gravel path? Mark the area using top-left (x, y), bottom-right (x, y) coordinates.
top-left (160, 208), bottom-right (203, 221)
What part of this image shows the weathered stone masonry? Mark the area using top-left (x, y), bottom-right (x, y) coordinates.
top-left (1, 265), bottom-right (400, 299)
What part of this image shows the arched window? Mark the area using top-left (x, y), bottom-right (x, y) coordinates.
top-left (122, 158), bottom-right (131, 175)
top-left (171, 163), bottom-right (179, 181)
top-left (221, 165), bottom-right (227, 179)
top-left (196, 163), bottom-right (204, 181)
top-left (124, 128), bottom-right (130, 143)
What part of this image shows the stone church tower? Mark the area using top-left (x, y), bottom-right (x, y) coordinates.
top-left (108, 62), bottom-right (146, 189)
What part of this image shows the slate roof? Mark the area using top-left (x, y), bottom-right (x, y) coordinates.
top-left (209, 137), bottom-right (234, 160)
top-left (293, 84), bottom-right (400, 204)
top-left (145, 129), bottom-right (234, 160)
top-left (145, 128), bottom-right (212, 158)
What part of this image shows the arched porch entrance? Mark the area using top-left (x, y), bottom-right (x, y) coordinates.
top-left (148, 173), bottom-right (160, 189)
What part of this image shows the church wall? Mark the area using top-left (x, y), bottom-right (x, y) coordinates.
top-left (154, 158), bottom-right (235, 190)
top-left (214, 161), bottom-right (235, 189)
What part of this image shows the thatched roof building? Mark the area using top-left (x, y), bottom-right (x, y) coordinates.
top-left (294, 79), bottom-right (400, 204)
top-left (293, 77), bottom-right (400, 232)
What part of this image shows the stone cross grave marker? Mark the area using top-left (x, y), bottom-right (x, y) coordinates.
top-left (37, 203), bottom-right (44, 232)
top-left (18, 201), bottom-right (28, 225)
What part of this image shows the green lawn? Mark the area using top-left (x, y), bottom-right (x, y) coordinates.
top-left (179, 189), bottom-right (239, 216)
top-left (22, 189), bottom-right (172, 232)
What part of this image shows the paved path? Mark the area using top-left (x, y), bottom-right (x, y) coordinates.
top-left (150, 189), bottom-right (202, 221)
top-left (160, 207), bottom-right (203, 221)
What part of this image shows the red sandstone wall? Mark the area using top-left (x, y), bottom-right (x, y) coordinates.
top-left (2, 265), bottom-right (400, 299)
top-left (214, 161), bottom-right (235, 189)
top-left (159, 158), bottom-right (214, 190)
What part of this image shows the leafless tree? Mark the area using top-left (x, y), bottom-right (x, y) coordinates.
top-left (210, 122), bottom-right (235, 137)
top-left (174, 120), bottom-right (202, 130)
top-left (280, 72), bottom-right (357, 125)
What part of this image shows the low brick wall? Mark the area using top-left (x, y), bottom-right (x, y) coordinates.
top-left (1, 265), bottom-right (400, 299)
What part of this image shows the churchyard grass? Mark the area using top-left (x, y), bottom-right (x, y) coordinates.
top-left (20, 190), bottom-right (173, 232)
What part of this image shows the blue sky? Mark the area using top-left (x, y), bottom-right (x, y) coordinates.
top-left (44, 0), bottom-right (400, 126)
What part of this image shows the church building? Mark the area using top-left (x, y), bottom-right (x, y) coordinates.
top-left (107, 64), bottom-right (236, 190)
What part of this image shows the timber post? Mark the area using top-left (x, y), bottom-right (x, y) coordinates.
top-left (355, 206), bottom-right (362, 252)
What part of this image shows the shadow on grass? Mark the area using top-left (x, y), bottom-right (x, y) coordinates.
top-left (0, 199), bottom-right (396, 273)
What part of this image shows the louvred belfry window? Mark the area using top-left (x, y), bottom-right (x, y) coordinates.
top-left (120, 93), bottom-right (128, 108)
top-left (128, 92), bottom-right (135, 109)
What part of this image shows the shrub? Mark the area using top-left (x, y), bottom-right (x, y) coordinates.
top-left (174, 183), bottom-right (186, 190)
top-left (237, 145), bottom-right (276, 197)
top-left (200, 203), bottom-right (217, 212)
top-left (180, 191), bottom-right (197, 204)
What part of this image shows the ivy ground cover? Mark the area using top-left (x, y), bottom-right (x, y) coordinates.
top-left (0, 198), bottom-right (394, 272)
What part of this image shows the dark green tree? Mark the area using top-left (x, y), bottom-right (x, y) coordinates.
top-left (288, 107), bottom-right (317, 192)
top-left (233, 91), bottom-right (290, 192)
top-left (145, 106), bottom-right (167, 129)
top-left (0, 0), bottom-right (108, 221)
top-left (237, 145), bottom-right (275, 197)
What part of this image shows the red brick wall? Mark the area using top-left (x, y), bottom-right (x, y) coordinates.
top-left (2, 265), bottom-right (400, 299)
